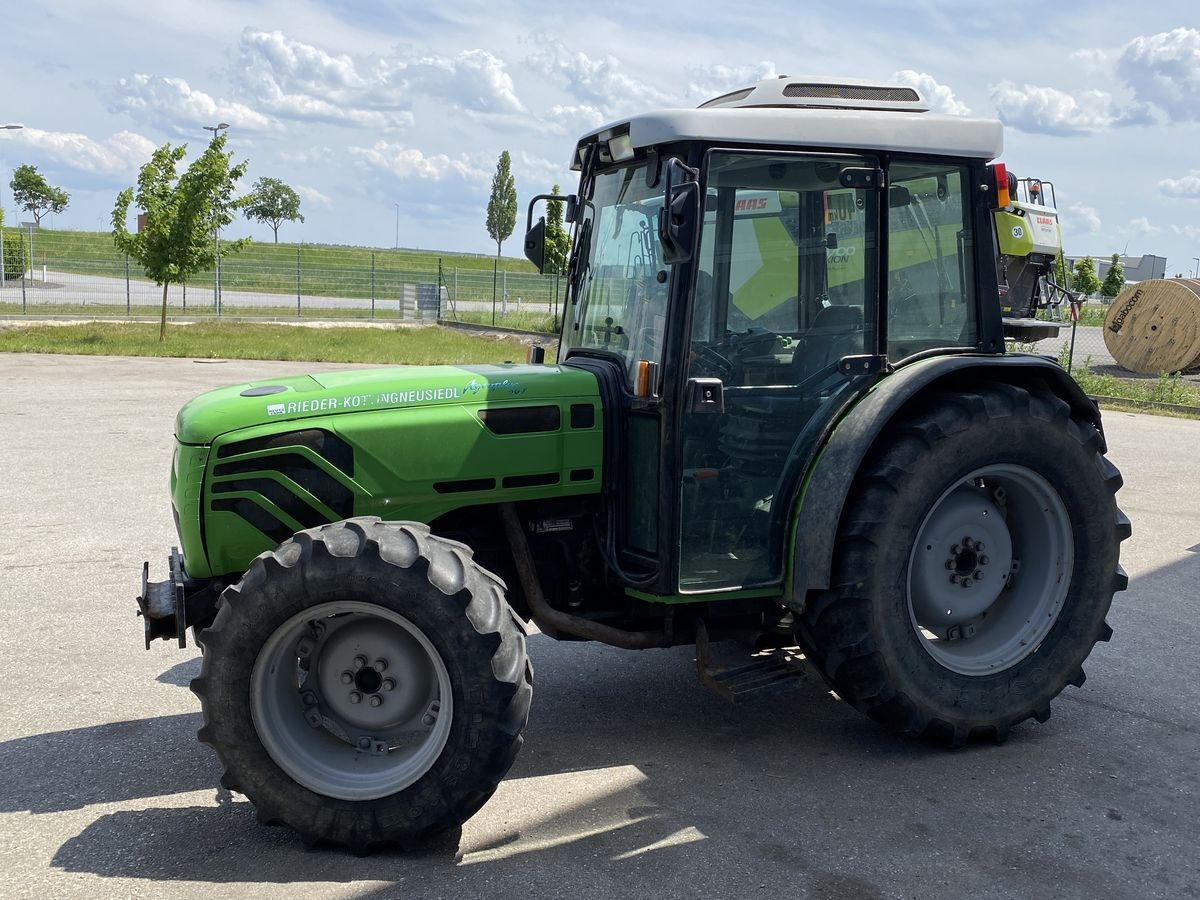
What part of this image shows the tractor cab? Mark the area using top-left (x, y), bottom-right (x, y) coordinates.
top-left (526, 77), bottom-right (1007, 596)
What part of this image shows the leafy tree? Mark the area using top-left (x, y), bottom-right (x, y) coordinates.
top-left (112, 134), bottom-right (249, 341)
top-left (243, 177), bottom-right (305, 243)
top-left (1100, 252), bottom-right (1125, 298)
top-left (10, 164), bottom-right (70, 225)
top-left (544, 183), bottom-right (572, 275)
top-left (1053, 253), bottom-right (1071, 288)
top-left (1071, 255), bottom-right (1102, 297)
top-left (486, 151), bottom-right (517, 257)
top-left (0, 206), bottom-right (25, 280)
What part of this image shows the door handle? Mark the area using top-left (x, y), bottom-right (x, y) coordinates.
top-left (687, 377), bottom-right (724, 414)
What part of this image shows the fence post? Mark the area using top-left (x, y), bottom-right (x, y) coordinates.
top-left (371, 250), bottom-right (376, 319)
top-left (296, 245), bottom-right (302, 317)
top-left (183, 280), bottom-right (187, 310)
top-left (125, 254), bottom-right (131, 315)
top-left (0, 225), bottom-right (5, 289)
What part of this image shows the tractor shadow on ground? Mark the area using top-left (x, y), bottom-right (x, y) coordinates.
top-left (40, 633), bottom-right (1013, 886)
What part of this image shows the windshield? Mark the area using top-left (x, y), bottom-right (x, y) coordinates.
top-left (563, 160), bottom-right (670, 385)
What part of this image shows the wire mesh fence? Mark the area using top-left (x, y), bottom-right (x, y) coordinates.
top-left (0, 227), bottom-right (566, 332)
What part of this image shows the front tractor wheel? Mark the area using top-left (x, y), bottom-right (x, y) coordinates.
top-left (799, 384), bottom-right (1130, 746)
top-left (191, 518), bottom-right (532, 852)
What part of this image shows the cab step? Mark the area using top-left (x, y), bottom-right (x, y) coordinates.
top-left (695, 623), bottom-right (806, 703)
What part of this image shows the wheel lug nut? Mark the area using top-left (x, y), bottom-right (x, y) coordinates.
top-left (945, 560), bottom-right (954, 570)
top-left (373, 658), bottom-right (388, 672)
top-left (348, 691), bottom-right (362, 704)
top-left (382, 678), bottom-right (396, 692)
top-left (368, 695), bottom-right (383, 708)
top-left (949, 574), bottom-right (960, 584)
top-left (950, 544), bottom-right (961, 555)
top-left (421, 714), bottom-right (435, 727)
top-left (301, 691), bottom-right (317, 706)
top-left (974, 570), bottom-right (984, 580)
top-left (980, 555), bottom-right (989, 566)
top-left (976, 543), bottom-right (985, 552)
top-left (961, 579), bottom-right (972, 588)
top-left (340, 671), bottom-right (353, 685)
top-left (357, 737), bottom-right (371, 751)
top-left (962, 537), bottom-right (974, 550)
top-left (353, 656), bottom-right (367, 669)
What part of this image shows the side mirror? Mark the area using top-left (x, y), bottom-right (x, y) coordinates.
top-left (524, 216), bottom-right (546, 272)
top-left (658, 158), bottom-right (700, 265)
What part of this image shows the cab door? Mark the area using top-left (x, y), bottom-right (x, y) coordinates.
top-left (677, 150), bottom-right (880, 592)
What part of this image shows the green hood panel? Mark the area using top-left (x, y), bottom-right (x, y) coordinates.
top-left (175, 363), bottom-right (597, 445)
top-left (171, 362), bottom-right (604, 578)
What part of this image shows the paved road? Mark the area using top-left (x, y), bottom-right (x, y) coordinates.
top-left (0, 269), bottom-right (542, 317)
top-left (1, 353), bottom-right (1197, 899)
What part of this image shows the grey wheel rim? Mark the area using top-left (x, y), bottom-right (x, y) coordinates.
top-left (907, 464), bottom-right (1073, 676)
top-left (250, 600), bottom-right (453, 801)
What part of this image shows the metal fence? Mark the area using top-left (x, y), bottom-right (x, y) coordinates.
top-left (0, 227), bottom-right (566, 331)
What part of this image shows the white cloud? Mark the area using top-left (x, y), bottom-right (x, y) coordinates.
top-left (278, 146), bottom-right (335, 165)
top-left (1123, 216), bottom-right (1162, 236)
top-left (294, 184), bottom-right (333, 208)
top-left (348, 141), bottom-right (490, 182)
top-left (525, 33), bottom-right (672, 118)
top-left (990, 81), bottom-right (1149, 136)
top-left (1158, 171), bottom-right (1200, 198)
top-left (1117, 27), bottom-right (1200, 121)
top-left (891, 70), bottom-right (970, 116)
top-left (235, 29), bottom-right (524, 129)
top-left (110, 74), bottom-right (278, 135)
top-left (1067, 203), bottom-right (1102, 233)
top-left (1068, 47), bottom-right (1116, 75)
top-left (0, 127), bottom-right (156, 175)
top-left (1170, 224), bottom-right (1200, 240)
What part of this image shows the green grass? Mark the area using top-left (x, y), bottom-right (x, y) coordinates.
top-left (1036, 304), bottom-right (1107, 327)
top-left (0, 321), bottom-right (536, 365)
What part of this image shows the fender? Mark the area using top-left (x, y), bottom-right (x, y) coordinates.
top-left (789, 353), bottom-right (1102, 607)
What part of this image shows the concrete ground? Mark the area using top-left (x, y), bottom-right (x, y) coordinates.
top-left (0, 353), bottom-right (1196, 900)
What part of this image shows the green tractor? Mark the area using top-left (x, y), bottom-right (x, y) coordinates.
top-left (137, 77), bottom-right (1129, 852)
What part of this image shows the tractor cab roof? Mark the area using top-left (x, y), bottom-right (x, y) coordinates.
top-left (573, 76), bottom-right (1003, 167)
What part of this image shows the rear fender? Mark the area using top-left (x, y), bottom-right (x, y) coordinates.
top-left (788, 354), bottom-right (1101, 608)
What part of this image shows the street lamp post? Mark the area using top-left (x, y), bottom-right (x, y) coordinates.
top-left (394, 203), bottom-right (399, 250)
top-left (204, 124), bottom-right (230, 312)
top-left (1, 125), bottom-right (23, 288)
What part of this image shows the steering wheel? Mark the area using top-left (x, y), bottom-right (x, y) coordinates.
top-left (690, 342), bottom-right (736, 380)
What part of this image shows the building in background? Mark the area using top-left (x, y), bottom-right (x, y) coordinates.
top-left (1065, 254), bottom-right (1167, 284)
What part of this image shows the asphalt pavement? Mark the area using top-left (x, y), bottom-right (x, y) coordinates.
top-left (0, 353), bottom-right (1197, 899)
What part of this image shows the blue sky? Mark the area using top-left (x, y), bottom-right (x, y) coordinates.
top-left (1, 0), bottom-right (1198, 272)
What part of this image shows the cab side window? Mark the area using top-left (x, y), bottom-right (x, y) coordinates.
top-left (887, 162), bottom-right (977, 359)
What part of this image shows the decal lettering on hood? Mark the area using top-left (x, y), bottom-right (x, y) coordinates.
top-left (264, 377), bottom-right (526, 417)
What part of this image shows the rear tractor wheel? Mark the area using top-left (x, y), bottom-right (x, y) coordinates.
top-left (191, 518), bottom-right (532, 852)
top-left (799, 383), bottom-right (1130, 746)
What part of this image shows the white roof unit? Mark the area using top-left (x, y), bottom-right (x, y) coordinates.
top-left (575, 77), bottom-right (1003, 165)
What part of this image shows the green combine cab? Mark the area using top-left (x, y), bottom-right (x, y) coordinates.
top-left (137, 76), bottom-right (1129, 852)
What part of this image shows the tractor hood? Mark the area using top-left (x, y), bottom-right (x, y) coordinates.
top-left (175, 363), bottom-right (597, 445)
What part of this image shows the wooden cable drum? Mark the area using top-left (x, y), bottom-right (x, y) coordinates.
top-left (1102, 279), bottom-right (1200, 374)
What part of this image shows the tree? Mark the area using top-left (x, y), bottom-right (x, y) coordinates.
top-left (544, 183), bottom-right (572, 275)
top-left (1053, 253), bottom-right (1071, 289)
top-left (0, 205), bottom-right (25, 281)
top-left (112, 134), bottom-right (249, 341)
top-left (243, 177), bottom-right (304, 243)
top-left (485, 150), bottom-right (517, 307)
top-left (1071, 255), bottom-right (1102, 297)
top-left (1100, 252), bottom-right (1125, 298)
top-left (10, 164), bottom-right (70, 225)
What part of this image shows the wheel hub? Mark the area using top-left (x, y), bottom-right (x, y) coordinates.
top-left (910, 487), bottom-right (1013, 626)
top-left (250, 601), bottom-right (454, 801)
top-left (906, 465), bottom-right (1074, 676)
